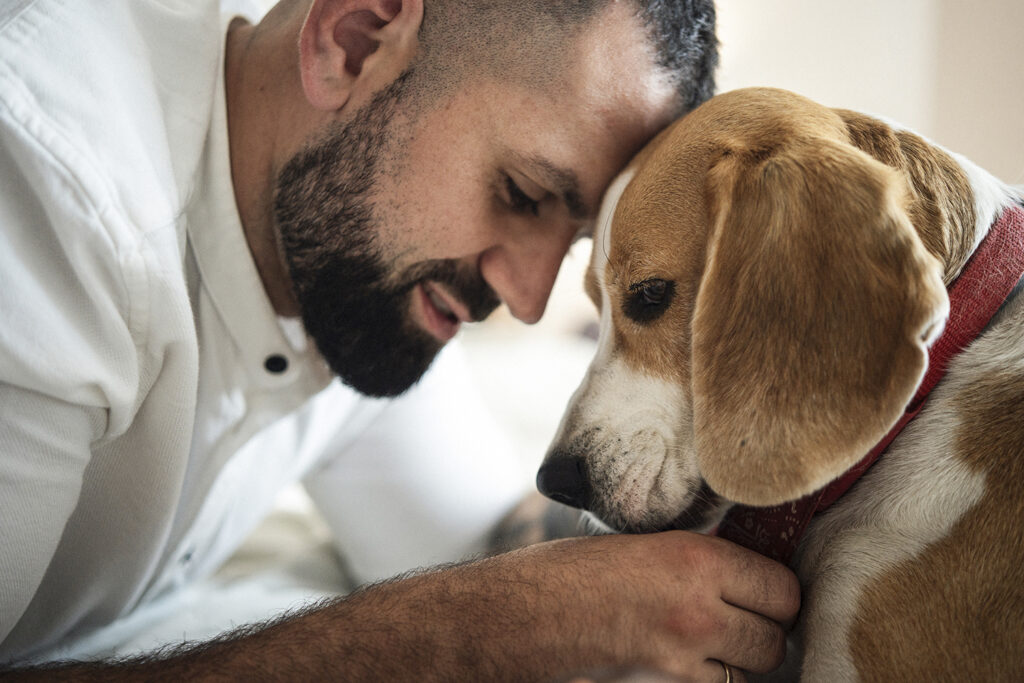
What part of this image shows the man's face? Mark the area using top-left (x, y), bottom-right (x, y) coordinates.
top-left (274, 4), bottom-right (678, 397)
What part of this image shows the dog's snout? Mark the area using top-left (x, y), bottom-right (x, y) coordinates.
top-left (536, 454), bottom-right (590, 510)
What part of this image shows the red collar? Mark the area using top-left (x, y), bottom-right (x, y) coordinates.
top-left (716, 203), bottom-right (1024, 564)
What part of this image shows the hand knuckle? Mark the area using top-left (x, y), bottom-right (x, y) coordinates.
top-left (668, 600), bottom-right (718, 644)
top-left (671, 533), bottom-right (718, 574)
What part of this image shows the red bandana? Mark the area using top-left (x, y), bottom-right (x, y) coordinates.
top-left (715, 203), bottom-right (1024, 565)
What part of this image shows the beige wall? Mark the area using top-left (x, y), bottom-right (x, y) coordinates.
top-left (932, 0), bottom-right (1024, 184)
top-left (716, 0), bottom-right (1024, 183)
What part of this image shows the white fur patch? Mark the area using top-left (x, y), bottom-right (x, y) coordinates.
top-left (947, 150), bottom-right (1020, 253)
top-left (794, 416), bottom-right (986, 679)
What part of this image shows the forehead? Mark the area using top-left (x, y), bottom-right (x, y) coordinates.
top-left (473, 2), bottom-right (677, 214)
top-left (558, 2), bottom-right (679, 202)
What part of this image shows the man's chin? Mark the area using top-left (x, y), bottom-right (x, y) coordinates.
top-left (322, 333), bottom-right (443, 398)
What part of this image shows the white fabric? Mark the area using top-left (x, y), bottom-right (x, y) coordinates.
top-left (0, 0), bottom-right (529, 664)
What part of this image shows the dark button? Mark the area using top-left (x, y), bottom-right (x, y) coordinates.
top-left (264, 354), bottom-right (289, 374)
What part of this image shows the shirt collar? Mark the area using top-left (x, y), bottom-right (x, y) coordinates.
top-left (186, 10), bottom-right (331, 392)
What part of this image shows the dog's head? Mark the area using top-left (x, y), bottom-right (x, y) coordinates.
top-left (537, 88), bottom-right (949, 533)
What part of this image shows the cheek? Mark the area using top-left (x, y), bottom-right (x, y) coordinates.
top-left (586, 280), bottom-right (692, 429)
top-left (576, 352), bottom-right (690, 445)
top-left (612, 311), bottom-right (693, 388)
top-left (375, 166), bottom-right (496, 263)
top-left (374, 123), bottom-right (494, 259)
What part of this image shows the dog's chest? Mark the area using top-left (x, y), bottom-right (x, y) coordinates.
top-left (786, 292), bottom-right (1024, 680)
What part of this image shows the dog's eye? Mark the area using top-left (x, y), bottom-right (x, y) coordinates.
top-left (637, 279), bottom-right (667, 305)
top-left (624, 278), bottom-right (675, 323)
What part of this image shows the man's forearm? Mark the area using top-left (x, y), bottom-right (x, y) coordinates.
top-left (4, 533), bottom-right (800, 681)
top-left (3, 554), bottom-right (567, 682)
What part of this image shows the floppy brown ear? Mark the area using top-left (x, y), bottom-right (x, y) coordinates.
top-left (691, 139), bottom-right (949, 506)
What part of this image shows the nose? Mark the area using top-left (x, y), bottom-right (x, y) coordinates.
top-left (478, 230), bottom-right (573, 324)
top-left (536, 453), bottom-right (590, 510)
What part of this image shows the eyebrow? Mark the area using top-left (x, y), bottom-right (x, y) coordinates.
top-left (521, 155), bottom-right (590, 220)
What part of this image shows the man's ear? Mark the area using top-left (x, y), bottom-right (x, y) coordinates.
top-left (299, 0), bottom-right (423, 111)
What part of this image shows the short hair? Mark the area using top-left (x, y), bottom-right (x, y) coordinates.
top-left (408, 0), bottom-right (718, 116)
top-left (634, 0), bottom-right (718, 112)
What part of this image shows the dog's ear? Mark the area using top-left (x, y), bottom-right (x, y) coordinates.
top-left (691, 139), bottom-right (948, 506)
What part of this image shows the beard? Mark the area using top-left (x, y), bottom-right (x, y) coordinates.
top-left (273, 74), bottom-right (499, 397)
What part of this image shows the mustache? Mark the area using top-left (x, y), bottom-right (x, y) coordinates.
top-left (399, 259), bottom-right (501, 322)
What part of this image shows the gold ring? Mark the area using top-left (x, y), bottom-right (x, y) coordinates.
top-left (721, 661), bottom-right (733, 683)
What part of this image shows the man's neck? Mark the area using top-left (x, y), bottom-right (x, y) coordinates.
top-left (224, 10), bottom-right (306, 317)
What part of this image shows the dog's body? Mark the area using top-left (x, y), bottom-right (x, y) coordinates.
top-left (538, 88), bottom-right (1024, 681)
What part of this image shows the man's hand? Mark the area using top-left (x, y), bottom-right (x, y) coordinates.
top-left (257, 530), bottom-right (795, 681)
top-left (5, 531), bottom-right (798, 682)
top-left (444, 531), bottom-right (799, 682)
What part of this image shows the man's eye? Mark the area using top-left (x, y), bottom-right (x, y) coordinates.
top-left (624, 278), bottom-right (675, 323)
top-left (505, 175), bottom-right (540, 217)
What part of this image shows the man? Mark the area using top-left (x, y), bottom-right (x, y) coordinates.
top-left (0, 0), bottom-right (798, 679)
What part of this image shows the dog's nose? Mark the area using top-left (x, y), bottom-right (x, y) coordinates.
top-left (536, 454), bottom-right (590, 510)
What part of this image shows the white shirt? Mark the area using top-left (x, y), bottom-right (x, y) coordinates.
top-left (0, 0), bottom-right (529, 663)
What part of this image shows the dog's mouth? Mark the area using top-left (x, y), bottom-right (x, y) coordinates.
top-left (589, 480), bottom-right (729, 535)
top-left (661, 481), bottom-right (727, 533)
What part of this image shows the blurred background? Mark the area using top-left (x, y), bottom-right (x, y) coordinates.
top-left (715, 0), bottom-right (1024, 184)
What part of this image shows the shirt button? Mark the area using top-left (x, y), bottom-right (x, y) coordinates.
top-left (264, 354), bottom-right (289, 374)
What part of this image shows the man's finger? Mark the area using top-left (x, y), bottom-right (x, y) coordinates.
top-left (709, 536), bottom-right (801, 624)
top-left (698, 659), bottom-right (747, 683)
top-left (711, 605), bottom-right (788, 674)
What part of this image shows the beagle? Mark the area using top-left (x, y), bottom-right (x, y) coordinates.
top-left (537, 87), bottom-right (1024, 681)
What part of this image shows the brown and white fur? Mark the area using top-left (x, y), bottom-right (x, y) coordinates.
top-left (538, 87), bottom-right (1024, 681)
